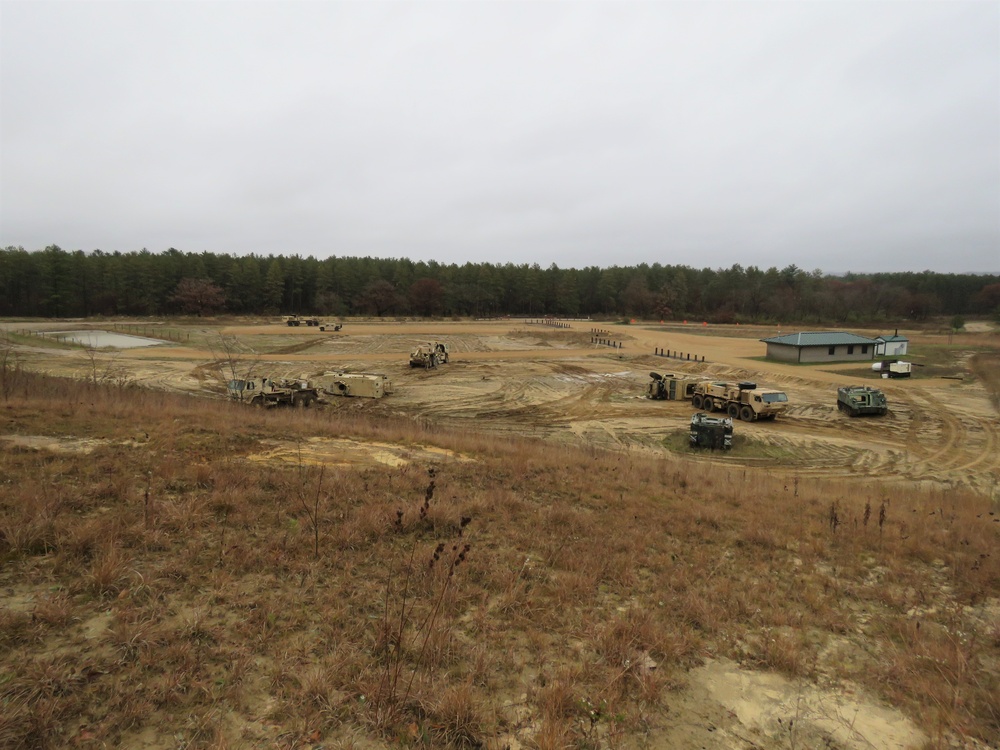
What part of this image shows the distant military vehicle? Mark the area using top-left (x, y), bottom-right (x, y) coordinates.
top-left (837, 385), bottom-right (888, 417)
top-left (227, 377), bottom-right (320, 407)
top-left (690, 412), bottom-right (733, 449)
top-left (410, 341), bottom-right (450, 368)
top-left (281, 315), bottom-right (320, 327)
top-left (646, 372), bottom-right (703, 401)
top-left (691, 381), bottom-right (788, 421)
top-left (318, 371), bottom-right (393, 399)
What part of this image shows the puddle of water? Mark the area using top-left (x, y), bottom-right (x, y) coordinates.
top-left (45, 330), bottom-right (163, 348)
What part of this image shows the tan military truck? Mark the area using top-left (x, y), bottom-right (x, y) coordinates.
top-left (409, 341), bottom-right (450, 368)
top-left (647, 372), bottom-right (703, 400)
top-left (227, 376), bottom-right (320, 407)
top-left (281, 315), bottom-right (320, 327)
top-left (691, 381), bottom-right (788, 421)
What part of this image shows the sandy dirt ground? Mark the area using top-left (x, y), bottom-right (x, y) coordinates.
top-left (6, 318), bottom-right (997, 500)
top-left (4, 318), bottom-right (999, 750)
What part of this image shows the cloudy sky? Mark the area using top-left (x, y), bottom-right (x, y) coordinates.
top-left (1, 1), bottom-right (997, 273)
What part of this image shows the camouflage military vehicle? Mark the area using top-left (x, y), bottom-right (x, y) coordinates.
top-left (691, 381), bottom-right (788, 421)
top-left (689, 412), bottom-right (733, 449)
top-left (227, 377), bottom-right (320, 407)
top-left (837, 385), bottom-right (888, 417)
top-left (409, 341), bottom-right (450, 368)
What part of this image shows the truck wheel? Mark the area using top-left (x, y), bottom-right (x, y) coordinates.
top-left (692, 395), bottom-right (703, 409)
top-left (739, 405), bottom-right (754, 422)
top-left (703, 398), bottom-right (714, 412)
top-left (727, 404), bottom-right (740, 418)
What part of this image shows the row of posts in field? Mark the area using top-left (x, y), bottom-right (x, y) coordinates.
top-left (591, 328), bottom-right (622, 349)
top-left (654, 347), bottom-right (705, 362)
top-left (526, 319), bottom-right (571, 328)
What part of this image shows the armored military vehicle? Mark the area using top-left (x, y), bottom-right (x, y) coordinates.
top-left (837, 385), bottom-right (888, 417)
top-left (318, 371), bottom-right (393, 399)
top-left (689, 412), bottom-right (733, 449)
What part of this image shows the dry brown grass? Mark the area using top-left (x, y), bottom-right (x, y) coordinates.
top-left (0, 369), bottom-right (997, 748)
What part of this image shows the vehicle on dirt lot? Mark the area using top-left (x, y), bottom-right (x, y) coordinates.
top-left (410, 341), bottom-right (450, 368)
top-left (317, 371), bottom-right (393, 399)
top-left (691, 381), bottom-right (788, 421)
top-left (837, 385), bottom-right (888, 417)
top-left (872, 360), bottom-right (912, 378)
top-left (318, 323), bottom-right (342, 332)
top-left (281, 315), bottom-right (320, 327)
top-left (690, 412), bottom-right (733, 449)
top-left (646, 372), bottom-right (703, 400)
top-left (227, 377), bottom-right (321, 407)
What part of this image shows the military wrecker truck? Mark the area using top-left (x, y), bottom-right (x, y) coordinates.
top-left (409, 341), bottom-right (450, 368)
top-left (837, 385), bottom-right (888, 417)
top-left (227, 377), bottom-right (321, 407)
top-left (691, 381), bottom-right (788, 421)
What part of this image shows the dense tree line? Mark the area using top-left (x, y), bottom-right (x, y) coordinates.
top-left (1, 245), bottom-right (998, 323)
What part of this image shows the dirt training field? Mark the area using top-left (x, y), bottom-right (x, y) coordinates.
top-left (5, 318), bottom-right (999, 499)
top-left (2, 317), bottom-right (999, 750)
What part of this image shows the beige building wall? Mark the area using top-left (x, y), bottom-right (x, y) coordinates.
top-left (797, 344), bottom-right (874, 363)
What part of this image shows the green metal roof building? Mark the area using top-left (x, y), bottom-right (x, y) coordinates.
top-left (760, 332), bottom-right (879, 363)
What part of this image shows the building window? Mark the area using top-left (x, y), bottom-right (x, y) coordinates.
top-left (862, 345), bottom-right (868, 354)
top-left (848, 345), bottom-right (855, 354)
top-left (828, 346), bottom-right (835, 355)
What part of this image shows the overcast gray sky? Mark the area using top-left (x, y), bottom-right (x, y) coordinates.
top-left (1, 1), bottom-right (997, 273)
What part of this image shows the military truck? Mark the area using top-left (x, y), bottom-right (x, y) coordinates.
top-left (837, 385), bottom-right (888, 417)
top-left (691, 381), bottom-right (788, 421)
top-left (690, 412), bottom-right (733, 449)
top-left (227, 377), bottom-right (321, 407)
top-left (409, 341), bottom-right (450, 368)
top-left (281, 315), bottom-right (320, 327)
top-left (318, 371), bottom-right (393, 399)
top-left (646, 372), bottom-right (703, 401)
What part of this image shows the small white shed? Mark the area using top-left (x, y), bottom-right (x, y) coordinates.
top-left (875, 333), bottom-right (909, 357)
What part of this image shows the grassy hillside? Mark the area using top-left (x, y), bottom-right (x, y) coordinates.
top-left (1, 369), bottom-right (997, 749)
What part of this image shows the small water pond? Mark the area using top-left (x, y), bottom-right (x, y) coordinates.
top-left (45, 330), bottom-right (165, 349)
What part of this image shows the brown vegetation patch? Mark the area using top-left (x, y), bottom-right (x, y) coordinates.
top-left (2, 323), bottom-right (999, 749)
